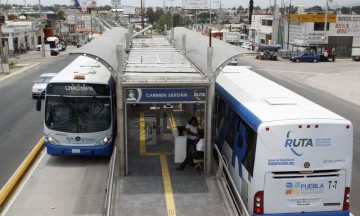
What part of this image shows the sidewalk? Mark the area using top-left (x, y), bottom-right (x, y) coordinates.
top-left (0, 48), bottom-right (73, 82)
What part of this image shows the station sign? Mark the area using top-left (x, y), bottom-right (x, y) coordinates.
top-left (125, 88), bottom-right (206, 103)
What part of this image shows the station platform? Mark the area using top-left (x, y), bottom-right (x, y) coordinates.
top-left (110, 105), bottom-right (236, 216)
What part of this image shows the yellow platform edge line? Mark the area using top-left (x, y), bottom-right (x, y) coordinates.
top-left (0, 137), bottom-right (44, 208)
top-left (160, 154), bottom-right (177, 216)
top-left (169, 112), bottom-right (177, 131)
top-left (139, 112), bottom-right (146, 155)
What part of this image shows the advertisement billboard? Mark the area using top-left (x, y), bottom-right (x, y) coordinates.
top-left (182, 0), bottom-right (208, 10)
top-left (111, 0), bottom-right (121, 5)
top-left (71, 0), bottom-right (97, 9)
top-left (75, 15), bottom-right (92, 32)
top-left (123, 6), bottom-right (136, 15)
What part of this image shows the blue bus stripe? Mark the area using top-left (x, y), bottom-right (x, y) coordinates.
top-left (216, 83), bottom-right (262, 131)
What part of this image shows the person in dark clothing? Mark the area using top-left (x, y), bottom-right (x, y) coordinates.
top-left (176, 131), bottom-right (204, 170)
top-left (332, 51), bottom-right (336, 62)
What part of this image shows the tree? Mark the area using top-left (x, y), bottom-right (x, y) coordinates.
top-left (237, 6), bottom-right (244, 13)
top-left (157, 14), bottom-right (171, 32)
top-left (254, 6), bottom-right (261, 11)
top-left (340, 6), bottom-right (351, 14)
top-left (172, 13), bottom-right (184, 27)
top-left (146, 7), bottom-right (156, 24)
top-left (352, 5), bottom-right (360, 14)
top-left (56, 10), bottom-right (65, 20)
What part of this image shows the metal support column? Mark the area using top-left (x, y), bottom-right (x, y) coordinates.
top-left (116, 45), bottom-right (126, 176)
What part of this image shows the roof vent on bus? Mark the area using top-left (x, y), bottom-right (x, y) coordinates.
top-left (264, 97), bottom-right (296, 105)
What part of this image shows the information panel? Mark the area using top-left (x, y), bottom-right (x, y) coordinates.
top-left (125, 88), bottom-right (206, 103)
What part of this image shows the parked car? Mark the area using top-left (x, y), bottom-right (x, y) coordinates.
top-left (77, 40), bottom-right (86, 48)
top-left (290, 52), bottom-right (321, 63)
top-left (243, 43), bottom-right (252, 50)
top-left (32, 73), bottom-right (57, 98)
top-left (242, 41), bottom-right (251, 49)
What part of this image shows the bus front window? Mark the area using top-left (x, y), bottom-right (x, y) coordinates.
top-left (45, 96), bottom-right (111, 133)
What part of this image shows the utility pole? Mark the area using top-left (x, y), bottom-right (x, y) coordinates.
top-left (140, 0), bottom-right (144, 29)
top-left (287, 0), bottom-right (291, 49)
top-left (324, 0), bottom-right (328, 42)
top-left (249, 0), bottom-right (254, 24)
top-left (271, 0), bottom-right (278, 44)
top-left (39, 0), bottom-right (45, 57)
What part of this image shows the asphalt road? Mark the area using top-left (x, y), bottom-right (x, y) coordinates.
top-left (238, 56), bottom-right (360, 216)
top-left (0, 54), bottom-right (77, 189)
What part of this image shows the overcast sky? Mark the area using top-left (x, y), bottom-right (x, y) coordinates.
top-left (4, 0), bottom-right (360, 9)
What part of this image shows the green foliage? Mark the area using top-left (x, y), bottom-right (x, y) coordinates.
top-left (56, 10), bottom-right (65, 20)
top-left (352, 6), bottom-right (360, 14)
top-left (341, 7), bottom-right (351, 14)
top-left (156, 14), bottom-right (171, 33)
top-left (9, 61), bottom-right (15, 68)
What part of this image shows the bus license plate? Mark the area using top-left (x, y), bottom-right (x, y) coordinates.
top-left (297, 199), bottom-right (310, 206)
top-left (72, 149), bottom-right (80, 154)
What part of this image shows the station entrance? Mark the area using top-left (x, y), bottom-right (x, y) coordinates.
top-left (124, 87), bottom-right (207, 173)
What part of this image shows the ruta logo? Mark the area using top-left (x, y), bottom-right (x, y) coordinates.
top-left (284, 131), bottom-right (313, 156)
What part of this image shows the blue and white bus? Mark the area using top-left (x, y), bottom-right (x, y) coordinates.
top-left (214, 66), bottom-right (353, 215)
top-left (37, 55), bottom-right (116, 156)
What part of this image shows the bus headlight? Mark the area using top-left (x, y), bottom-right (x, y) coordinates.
top-left (97, 135), bottom-right (112, 145)
top-left (45, 134), bottom-right (60, 145)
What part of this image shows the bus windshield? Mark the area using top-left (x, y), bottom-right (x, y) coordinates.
top-left (45, 96), bottom-right (111, 133)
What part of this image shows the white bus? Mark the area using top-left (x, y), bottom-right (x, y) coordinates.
top-left (214, 66), bottom-right (353, 215)
top-left (36, 55), bottom-right (116, 156)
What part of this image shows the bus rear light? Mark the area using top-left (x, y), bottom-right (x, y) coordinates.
top-left (253, 191), bottom-right (264, 214)
top-left (343, 187), bottom-right (350, 210)
top-left (266, 127), bottom-right (270, 131)
top-left (315, 125), bottom-right (319, 128)
top-left (298, 125), bottom-right (302, 128)
top-left (346, 125), bottom-right (350, 129)
top-left (307, 125), bottom-right (311, 128)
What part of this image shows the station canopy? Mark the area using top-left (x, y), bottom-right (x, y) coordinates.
top-left (168, 27), bottom-right (256, 77)
top-left (69, 27), bottom-right (128, 78)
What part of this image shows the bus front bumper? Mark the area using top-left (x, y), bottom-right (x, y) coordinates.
top-left (45, 142), bottom-right (113, 156)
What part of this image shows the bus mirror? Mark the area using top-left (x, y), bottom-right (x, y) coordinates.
top-left (36, 99), bottom-right (41, 111)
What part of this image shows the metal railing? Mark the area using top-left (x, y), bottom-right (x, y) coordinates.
top-left (213, 144), bottom-right (250, 216)
top-left (104, 146), bottom-right (117, 216)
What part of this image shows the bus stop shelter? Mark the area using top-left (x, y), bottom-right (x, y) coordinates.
top-left (70, 26), bottom-right (255, 175)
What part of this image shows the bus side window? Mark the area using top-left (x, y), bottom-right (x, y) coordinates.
top-left (216, 97), bottom-right (227, 130)
top-left (225, 112), bottom-right (235, 149)
top-left (242, 127), bottom-right (257, 177)
top-left (238, 120), bottom-right (244, 149)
